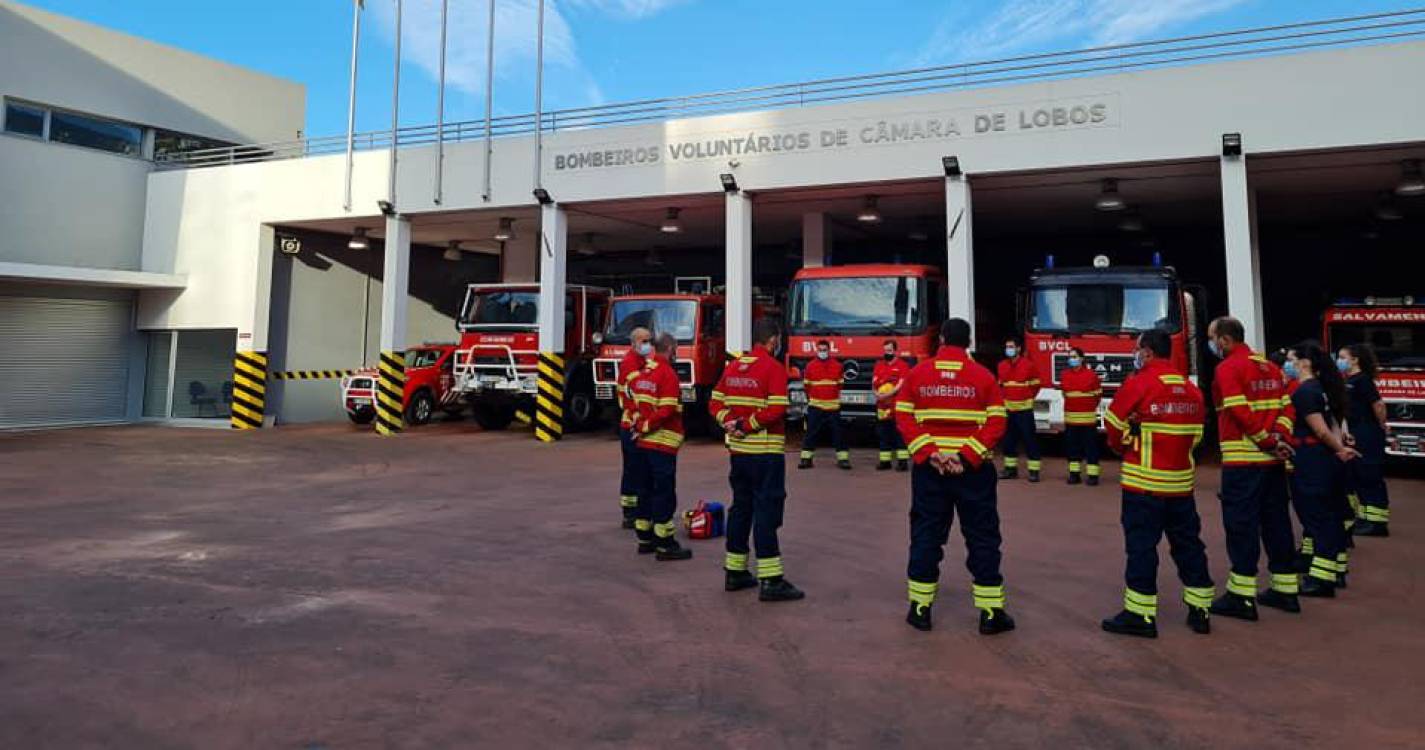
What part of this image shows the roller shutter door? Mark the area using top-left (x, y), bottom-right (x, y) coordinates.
top-left (0, 296), bottom-right (132, 429)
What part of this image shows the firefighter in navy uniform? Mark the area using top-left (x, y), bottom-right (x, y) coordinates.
top-left (799, 339), bottom-right (851, 470)
top-left (997, 337), bottom-right (1043, 482)
top-left (615, 327), bottom-right (653, 529)
top-left (873, 340), bottom-right (912, 471)
top-left (1340, 343), bottom-right (1391, 537)
top-left (1059, 347), bottom-right (1103, 486)
top-left (709, 319), bottom-right (804, 602)
top-left (629, 334), bottom-right (692, 561)
top-left (1101, 329), bottom-right (1216, 638)
top-left (896, 318), bottom-right (1015, 635)
top-left (1205, 317), bottom-right (1300, 620)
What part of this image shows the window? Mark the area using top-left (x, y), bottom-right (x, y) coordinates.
top-left (154, 129), bottom-right (234, 159)
top-left (1028, 283), bottom-right (1179, 334)
top-left (4, 100), bottom-right (44, 137)
top-left (406, 349), bottom-right (443, 368)
top-left (787, 276), bottom-right (926, 336)
top-left (603, 299), bottom-right (699, 343)
top-left (462, 291), bottom-right (538, 327)
top-left (49, 109), bottom-right (143, 156)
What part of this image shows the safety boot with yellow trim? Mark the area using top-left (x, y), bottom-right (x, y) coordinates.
top-left (655, 538), bottom-right (693, 561)
top-left (1209, 592), bottom-right (1258, 621)
top-left (978, 608), bottom-right (1016, 635)
top-left (1067, 471), bottom-right (1082, 485)
top-left (725, 570), bottom-right (757, 592)
top-left (1085, 473), bottom-right (1100, 487)
top-left (1300, 575), bottom-right (1336, 598)
top-left (1101, 610), bottom-right (1158, 638)
top-left (758, 577), bottom-right (806, 602)
top-left (797, 457), bottom-right (814, 470)
top-left (906, 603), bottom-right (932, 632)
top-left (1352, 519), bottom-right (1389, 537)
top-left (1258, 589), bottom-right (1301, 613)
top-left (1186, 607), bottom-right (1211, 635)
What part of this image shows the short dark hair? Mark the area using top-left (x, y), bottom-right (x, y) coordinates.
top-left (1138, 328), bottom-right (1172, 358)
top-left (1210, 316), bottom-right (1245, 343)
top-left (753, 318), bottom-right (782, 346)
top-left (1004, 336), bottom-right (1022, 347)
top-left (1070, 347), bottom-right (1085, 358)
top-left (883, 339), bottom-right (898, 350)
top-left (815, 339), bottom-right (830, 349)
top-left (654, 333), bottom-right (676, 355)
top-left (941, 318), bottom-right (972, 348)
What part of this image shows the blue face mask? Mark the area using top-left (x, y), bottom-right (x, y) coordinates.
top-left (1337, 357), bottom-right (1351, 373)
top-left (1207, 339), bottom-right (1223, 358)
top-left (1067, 357), bottom-right (1082, 369)
top-left (1133, 351), bottom-right (1147, 371)
top-left (817, 350), bottom-right (829, 360)
top-left (1284, 360), bottom-right (1299, 380)
top-left (1005, 346), bottom-right (1018, 359)
top-left (636, 342), bottom-right (652, 357)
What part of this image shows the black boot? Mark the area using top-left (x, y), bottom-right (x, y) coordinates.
top-left (1027, 470), bottom-right (1041, 483)
top-left (622, 506), bottom-right (637, 529)
top-left (1258, 589), bottom-right (1301, 613)
top-left (837, 458), bottom-right (852, 470)
top-left (1209, 592), bottom-right (1259, 621)
top-left (1335, 572), bottom-right (1348, 590)
top-left (906, 603), bottom-right (932, 632)
top-left (1101, 610), bottom-right (1157, 638)
top-left (876, 460), bottom-right (892, 471)
top-left (724, 570), bottom-right (757, 592)
top-left (979, 608), bottom-right (1016, 635)
top-left (1086, 473), bottom-right (1100, 487)
top-left (999, 466), bottom-right (1018, 480)
top-left (1300, 576), bottom-right (1336, 598)
top-left (797, 457), bottom-right (813, 470)
top-left (1186, 607), bottom-right (1211, 635)
top-left (654, 538), bottom-right (693, 561)
top-left (1353, 519), bottom-right (1390, 537)
top-left (759, 577), bottom-right (805, 602)
top-left (895, 459), bottom-right (909, 472)
top-left (1294, 551), bottom-right (1313, 574)
top-left (637, 539), bottom-right (656, 555)
top-left (1067, 472), bottom-right (1082, 485)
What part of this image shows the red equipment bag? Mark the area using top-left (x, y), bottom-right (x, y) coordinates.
top-left (683, 501), bottom-right (725, 539)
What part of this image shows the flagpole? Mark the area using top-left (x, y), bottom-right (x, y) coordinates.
top-left (344, 0), bottom-right (364, 212)
top-left (533, 0), bottom-right (545, 192)
top-left (482, 0), bottom-right (495, 202)
top-left (388, 0), bottom-right (403, 208)
top-left (434, 0), bottom-right (448, 205)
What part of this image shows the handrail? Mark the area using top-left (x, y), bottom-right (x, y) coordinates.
top-left (154, 9), bottom-right (1425, 170)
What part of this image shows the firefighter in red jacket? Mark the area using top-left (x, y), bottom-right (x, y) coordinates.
top-left (799, 339), bottom-right (851, 470)
top-left (629, 333), bottom-right (692, 561)
top-left (896, 318), bottom-right (1015, 635)
top-left (1059, 347), bottom-right (1103, 486)
top-left (616, 327), bottom-right (653, 529)
top-left (997, 337), bottom-right (1042, 482)
top-left (1205, 317), bottom-right (1299, 620)
top-left (1101, 328), bottom-right (1215, 638)
top-left (709, 319), bottom-right (804, 602)
top-left (873, 339), bottom-right (912, 471)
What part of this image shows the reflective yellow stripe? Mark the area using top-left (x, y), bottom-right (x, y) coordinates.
top-left (804, 379), bottom-right (840, 386)
top-left (1158, 375), bottom-right (1186, 385)
top-left (972, 583), bottom-right (1006, 610)
top-left (1064, 391), bottom-right (1101, 398)
top-left (757, 556), bottom-right (785, 579)
top-left (1065, 413), bottom-right (1098, 425)
top-left (1103, 410), bottom-right (1129, 431)
top-left (722, 395), bottom-right (767, 407)
top-left (986, 406), bottom-right (1007, 417)
top-left (908, 578), bottom-right (939, 607)
top-left (914, 408), bottom-right (987, 424)
top-left (965, 437), bottom-right (989, 458)
top-left (1002, 380), bottom-right (1036, 387)
top-left (1220, 394), bottom-right (1249, 408)
top-left (808, 398), bottom-right (841, 410)
top-left (641, 430), bottom-right (685, 449)
top-left (1182, 586), bottom-right (1214, 609)
top-left (768, 396), bottom-right (789, 405)
top-left (895, 401), bottom-right (915, 413)
top-left (907, 434), bottom-right (934, 455)
top-left (725, 552), bottom-right (749, 572)
top-left (934, 361), bottom-right (964, 371)
top-left (1270, 573), bottom-right (1299, 595)
top-left (1005, 399), bottom-right (1034, 411)
top-left (1227, 572), bottom-right (1257, 597)
top-left (1125, 588), bottom-right (1158, 617)
top-left (1141, 422), bottom-right (1204, 437)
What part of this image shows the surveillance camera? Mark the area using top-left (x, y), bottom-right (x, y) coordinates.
top-left (278, 236), bottom-right (301, 256)
top-left (377, 200), bottom-right (395, 216)
top-left (727, 159), bottom-right (741, 169)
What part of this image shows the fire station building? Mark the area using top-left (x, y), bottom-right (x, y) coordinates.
top-left (3, 2), bottom-right (1424, 428)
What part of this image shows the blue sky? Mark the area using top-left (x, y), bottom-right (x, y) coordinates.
top-left (19, 0), bottom-right (1422, 141)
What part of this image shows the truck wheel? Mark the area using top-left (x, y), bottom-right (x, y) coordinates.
top-left (564, 370), bottom-right (600, 432)
top-left (472, 403), bottom-right (515, 431)
top-left (348, 409), bottom-right (375, 426)
top-left (406, 390), bottom-right (435, 426)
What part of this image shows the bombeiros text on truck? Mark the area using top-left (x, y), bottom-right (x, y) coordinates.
top-left (1323, 297), bottom-right (1425, 458)
top-left (784, 264), bottom-right (948, 421)
top-left (1018, 254), bottom-right (1205, 432)
top-left (449, 283), bottom-right (611, 431)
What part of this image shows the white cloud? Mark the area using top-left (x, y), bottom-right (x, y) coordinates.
top-left (562, 0), bottom-right (692, 19)
top-left (915, 0), bottom-right (1249, 65)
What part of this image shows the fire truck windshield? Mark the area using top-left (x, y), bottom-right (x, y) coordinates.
top-left (1329, 323), bottom-right (1425, 368)
top-left (1029, 283), bottom-right (1179, 335)
top-left (603, 299), bottom-right (698, 344)
top-left (787, 276), bottom-right (925, 335)
top-left (462, 291), bottom-right (538, 329)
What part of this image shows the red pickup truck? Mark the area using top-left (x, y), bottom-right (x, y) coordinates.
top-left (340, 343), bottom-right (463, 427)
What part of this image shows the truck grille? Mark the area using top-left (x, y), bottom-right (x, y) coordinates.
top-left (1052, 353), bottom-right (1136, 387)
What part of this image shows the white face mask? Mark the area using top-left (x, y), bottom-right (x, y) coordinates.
top-left (816, 350), bottom-right (829, 360)
top-left (636, 342), bottom-right (652, 357)
top-left (1004, 346), bottom-right (1018, 359)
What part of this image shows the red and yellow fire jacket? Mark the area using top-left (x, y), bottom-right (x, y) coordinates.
top-left (631, 355), bottom-right (684, 454)
top-left (1213, 345), bottom-right (1290, 467)
top-left (872, 356), bottom-right (911, 420)
top-left (1059, 366), bottom-right (1103, 426)
top-left (1104, 360), bottom-right (1206, 497)
top-left (709, 345), bottom-right (790, 455)
top-left (617, 348), bottom-right (646, 430)
top-left (802, 357), bottom-right (843, 412)
top-left (997, 356), bottom-right (1041, 412)
top-left (894, 345), bottom-right (1008, 469)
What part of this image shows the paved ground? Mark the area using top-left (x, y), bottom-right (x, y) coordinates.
top-left (0, 421), bottom-right (1421, 749)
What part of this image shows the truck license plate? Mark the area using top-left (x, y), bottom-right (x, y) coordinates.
top-left (352, 398), bottom-right (372, 406)
top-left (841, 391), bottom-right (875, 406)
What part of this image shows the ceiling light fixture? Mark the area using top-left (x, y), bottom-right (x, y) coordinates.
top-left (660, 208), bottom-right (683, 234)
top-left (857, 196), bottom-right (882, 223)
top-left (576, 233), bottom-right (598, 257)
top-left (1221, 132), bottom-right (1243, 157)
top-left (348, 227), bottom-right (370, 250)
top-left (1397, 159), bottom-right (1425, 197)
top-left (493, 217), bottom-right (515, 242)
top-left (1095, 179), bottom-right (1126, 212)
top-left (443, 240), bottom-right (463, 262)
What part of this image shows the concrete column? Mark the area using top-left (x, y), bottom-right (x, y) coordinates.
top-left (379, 215), bottom-right (411, 352)
top-left (801, 212), bottom-right (829, 268)
top-left (538, 202), bottom-right (568, 352)
top-left (726, 190), bottom-right (753, 353)
top-left (1220, 155), bottom-right (1265, 349)
top-left (501, 226), bottom-right (539, 282)
top-left (945, 175), bottom-right (975, 341)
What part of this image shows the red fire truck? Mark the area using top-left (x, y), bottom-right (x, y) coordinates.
top-left (591, 293), bottom-right (731, 431)
top-left (1019, 255), bottom-right (1204, 432)
top-left (1323, 298), bottom-right (1425, 458)
top-left (784, 264), bottom-right (948, 421)
top-left (340, 343), bottom-right (463, 427)
top-left (450, 283), bottom-right (611, 431)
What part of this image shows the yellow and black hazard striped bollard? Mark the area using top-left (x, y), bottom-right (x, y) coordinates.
top-left (534, 352), bottom-right (566, 442)
top-left (230, 351), bottom-right (267, 430)
top-left (375, 350), bottom-right (406, 436)
top-left (271, 369), bottom-right (358, 381)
